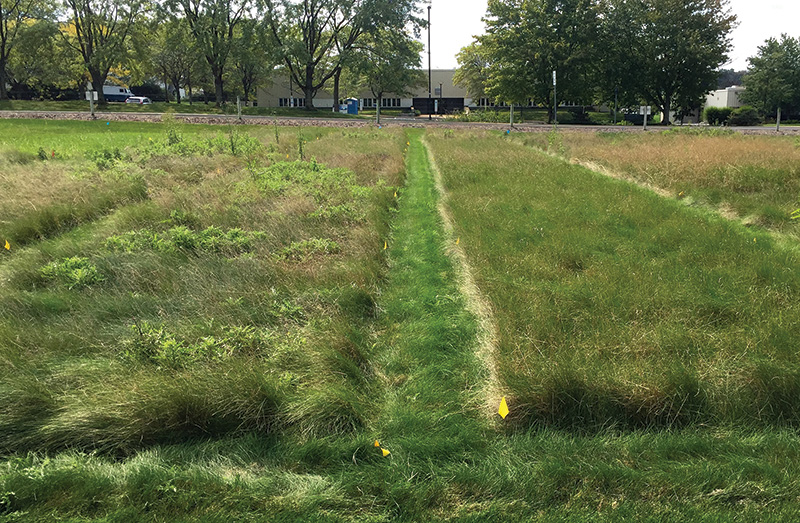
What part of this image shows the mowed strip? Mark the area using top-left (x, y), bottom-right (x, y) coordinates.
top-left (427, 130), bottom-right (800, 429)
top-left (371, 130), bottom-right (485, 463)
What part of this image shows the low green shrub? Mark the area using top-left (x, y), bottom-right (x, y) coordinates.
top-left (124, 322), bottom-right (274, 368)
top-left (87, 147), bottom-right (124, 169)
top-left (105, 225), bottom-right (264, 256)
top-left (277, 238), bottom-right (340, 261)
top-left (254, 160), bottom-right (371, 221)
top-left (729, 106), bottom-right (762, 126)
top-left (704, 106), bottom-right (734, 126)
top-left (40, 257), bottom-right (104, 289)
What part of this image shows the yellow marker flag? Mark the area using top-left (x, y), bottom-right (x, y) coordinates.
top-left (374, 440), bottom-right (380, 448)
top-left (286, 154), bottom-right (290, 159)
top-left (384, 241), bottom-right (388, 250)
top-left (4, 240), bottom-right (9, 251)
top-left (456, 237), bottom-right (460, 245)
top-left (498, 397), bottom-right (509, 419)
top-left (394, 191), bottom-right (397, 198)
top-left (381, 448), bottom-right (390, 457)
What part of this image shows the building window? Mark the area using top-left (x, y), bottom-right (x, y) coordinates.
top-left (362, 98), bottom-right (376, 108)
top-left (279, 98), bottom-right (304, 107)
top-left (381, 98), bottom-right (401, 108)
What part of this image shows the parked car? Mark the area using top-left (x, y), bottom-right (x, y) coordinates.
top-left (125, 96), bottom-right (152, 105)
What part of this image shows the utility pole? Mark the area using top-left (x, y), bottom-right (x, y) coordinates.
top-left (614, 86), bottom-right (618, 125)
top-left (428, 5), bottom-right (432, 121)
top-left (553, 70), bottom-right (557, 126)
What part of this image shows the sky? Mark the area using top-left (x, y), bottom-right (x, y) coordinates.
top-left (423, 0), bottom-right (800, 71)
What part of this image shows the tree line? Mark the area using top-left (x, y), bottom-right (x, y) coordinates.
top-left (455, 0), bottom-right (738, 125)
top-left (0, 0), bottom-right (425, 106)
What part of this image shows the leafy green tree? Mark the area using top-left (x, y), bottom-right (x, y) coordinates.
top-left (351, 27), bottom-right (423, 124)
top-left (717, 68), bottom-right (745, 89)
top-left (454, 41), bottom-right (491, 108)
top-left (0, 0), bottom-right (44, 99)
top-left (481, 0), bottom-right (603, 122)
top-left (60, 0), bottom-right (145, 103)
top-left (231, 18), bottom-right (273, 102)
top-left (170, 0), bottom-right (252, 106)
top-left (7, 18), bottom-right (86, 96)
top-left (265, 0), bottom-right (423, 110)
top-left (149, 19), bottom-right (198, 103)
top-left (610, 0), bottom-right (736, 125)
top-left (741, 35), bottom-right (800, 125)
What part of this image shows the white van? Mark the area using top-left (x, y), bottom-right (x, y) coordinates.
top-left (102, 86), bottom-right (134, 102)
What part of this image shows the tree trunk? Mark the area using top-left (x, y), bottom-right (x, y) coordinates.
top-left (89, 68), bottom-right (107, 103)
top-left (662, 94), bottom-right (672, 125)
top-left (172, 77), bottom-right (182, 104)
top-left (304, 64), bottom-right (314, 109)
top-left (0, 58), bottom-right (9, 100)
top-left (163, 72), bottom-right (170, 103)
top-left (332, 67), bottom-right (341, 113)
top-left (214, 74), bottom-right (224, 107)
top-left (376, 92), bottom-right (382, 125)
top-left (211, 63), bottom-right (224, 106)
top-left (187, 72), bottom-right (193, 105)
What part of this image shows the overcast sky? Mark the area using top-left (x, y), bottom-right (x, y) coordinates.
top-left (423, 0), bottom-right (800, 71)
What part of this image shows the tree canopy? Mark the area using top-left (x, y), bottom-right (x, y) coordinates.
top-left (742, 35), bottom-right (800, 119)
top-left (460, 0), bottom-right (736, 124)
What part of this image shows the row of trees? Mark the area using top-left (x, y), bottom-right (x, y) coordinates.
top-left (455, 0), bottom-right (737, 125)
top-left (0, 0), bottom-right (424, 107)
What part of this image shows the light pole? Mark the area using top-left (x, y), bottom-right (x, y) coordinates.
top-left (428, 4), bottom-right (432, 121)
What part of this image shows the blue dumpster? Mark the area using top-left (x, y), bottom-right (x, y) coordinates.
top-left (346, 98), bottom-right (359, 115)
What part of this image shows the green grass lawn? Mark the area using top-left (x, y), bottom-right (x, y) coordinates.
top-left (0, 99), bottom-right (370, 118)
top-left (3, 121), bottom-right (800, 520)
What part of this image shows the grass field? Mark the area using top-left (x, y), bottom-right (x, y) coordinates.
top-left (3, 120), bottom-right (800, 520)
top-left (519, 129), bottom-right (800, 235)
top-left (429, 130), bottom-right (800, 428)
top-left (0, 99), bottom-right (370, 118)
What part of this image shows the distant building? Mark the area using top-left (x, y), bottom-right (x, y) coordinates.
top-left (257, 69), bottom-right (472, 113)
top-left (705, 86), bottom-right (746, 109)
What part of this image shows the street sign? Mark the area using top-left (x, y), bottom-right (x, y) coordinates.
top-left (639, 106), bottom-right (651, 115)
top-left (553, 71), bottom-right (557, 86)
top-left (85, 91), bottom-right (98, 101)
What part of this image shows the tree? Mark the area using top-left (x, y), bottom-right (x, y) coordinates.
top-left (351, 27), bottom-right (422, 124)
top-left (170, 0), bottom-right (252, 106)
top-left (60, 0), bottom-right (144, 103)
top-left (717, 68), bottom-right (745, 89)
top-left (150, 19), bottom-right (198, 103)
top-left (230, 18), bottom-right (273, 102)
top-left (265, 0), bottom-right (423, 110)
top-left (0, 0), bottom-right (41, 99)
top-left (481, 0), bottom-right (603, 122)
top-left (610, 0), bottom-right (736, 125)
top-left (741, 35), bottom-right (800, 125)
top-left (7, 18), bottom-right (86, 97)
top-left (453, 41), bottom-right (491, 108)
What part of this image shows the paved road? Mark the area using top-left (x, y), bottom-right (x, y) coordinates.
top-left (0, 109), bottom-right (797, 135)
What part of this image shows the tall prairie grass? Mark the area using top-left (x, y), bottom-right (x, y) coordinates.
top-left (0, 120), bottom-right (405, 453)
top-left (519, 130), bottom-right (800, 233)
top-left (429, 130), bottom-right (800, 429)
